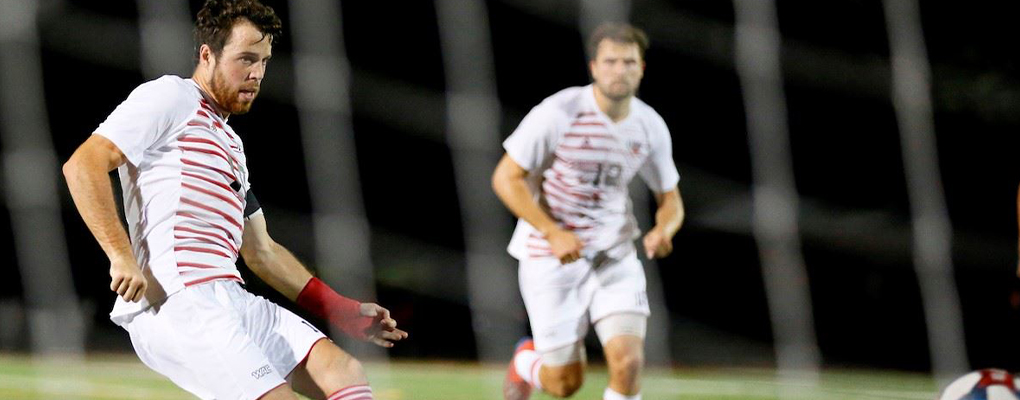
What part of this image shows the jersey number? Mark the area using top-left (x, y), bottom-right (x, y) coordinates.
top-left (593, 163), bottom-right (622, 188)
top-left (300, 320), bottom-right (320, 333)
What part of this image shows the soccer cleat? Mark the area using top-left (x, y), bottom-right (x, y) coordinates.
top-left (503, 337), bottom-right (536, 400)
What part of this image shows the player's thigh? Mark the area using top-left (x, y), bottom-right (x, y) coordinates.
top-left (259, 384), bottom-right (300, 400)
top-left (519, 257), bottom-right (595, 353)
top-left (596, 313), bottom-right (646, 379)
top-left (542, 360), bottom-right (585, 379)
top-left (594, 312), bottom-right (647, 346)
top-left (288, 338), bottom-right (367, 399)
top-left (126, 282), bottom-right (289, 400)
top-left (539, 344), bottom-right (586, 396)
top-left (542, 340), bottom-right (587, 369)
top-left (239, 288), bottom-right (327, 383)
top-left (589, 253), bottom-right (650, 323)
top-left (127, 311), bottom-right (216, 400)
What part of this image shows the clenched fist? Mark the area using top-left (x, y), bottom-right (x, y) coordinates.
top-left (643, 227), bottom-right (673, 260)
top-left (547, 228), bottom-right (584, 265)
top-left (110, 257), bottom-right (147, 302)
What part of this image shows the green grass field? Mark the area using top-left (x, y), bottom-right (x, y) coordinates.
top-left (0, 354), bottom-right (941, 399)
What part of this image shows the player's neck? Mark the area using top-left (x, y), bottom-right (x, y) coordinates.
top-left (191, 71), bottom-right (230, 119)
top-left (592, 86), bottom-right (631, 122)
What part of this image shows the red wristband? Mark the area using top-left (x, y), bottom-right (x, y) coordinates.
top-left (296, 277), bottom-right (373, 340)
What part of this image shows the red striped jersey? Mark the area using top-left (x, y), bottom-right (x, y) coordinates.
top-left (503, 85), bottom-right (679, 260)
top-left (94, 76), bottom-right (253, 325)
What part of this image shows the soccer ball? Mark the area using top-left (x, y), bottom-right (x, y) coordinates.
top-left (939, 369), bottom-right (1020, 400)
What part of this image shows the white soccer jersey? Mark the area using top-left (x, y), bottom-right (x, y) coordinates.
top-left (503, 85), bottom-right (679, 260)
top-left (95, 76), bottom-right (253, 325)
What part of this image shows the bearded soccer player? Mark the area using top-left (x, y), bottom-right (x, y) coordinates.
top-left (493, 23), bottom-right (684, 400)
top-left (62, 1), bottom-right (406, 399)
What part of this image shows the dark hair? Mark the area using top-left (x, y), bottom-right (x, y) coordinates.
top-left (587, 23), bottom-right (649, 60)
top-left (193, 0), bottom-right (283, 64)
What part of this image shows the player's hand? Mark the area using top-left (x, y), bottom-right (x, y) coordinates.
top-left (110, 257), bottom-right (147, 303)
top-left (643, 227), bottom-right (673, 259)
top-left (358, 303), bottom-right (408, 348)
top-left (547, 228), bottom-right (583, 264)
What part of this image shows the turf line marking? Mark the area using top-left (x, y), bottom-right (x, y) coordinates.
top-left (658, 378), bottom-right (937, 400)
top-left (0, 373), bottom-right (189, 400)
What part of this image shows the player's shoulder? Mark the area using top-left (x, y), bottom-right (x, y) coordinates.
top-left (116, 76), bottom-right (201, 127)
top-left (531, 86), bottom-right (590, 119)
top-left (631, 96), bottom-right (669, 130)
top-left (132, 75), bottom-right (190, 94)
top-left (630, 96), bottom-right (664, 121)
top-left (128, 75), bottom-right (199, 107)
top-left (541, 86), bottom-right (589, 109)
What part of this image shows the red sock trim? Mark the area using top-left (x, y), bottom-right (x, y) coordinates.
top-left (328, 384), bottom-right (366, 396)
top-left (327, 384), bottom-right (372, 400)
top-left (530, 358), bottom-right (543, 389)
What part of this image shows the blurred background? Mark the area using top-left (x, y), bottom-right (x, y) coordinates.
top-left (1, 0), bottom-right (1019, 383)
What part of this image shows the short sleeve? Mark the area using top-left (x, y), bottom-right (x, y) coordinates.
top-left (502, 104), bottom-right (560, 172)
top-left (94, 77), bottom-right (189, 166)
top-left (638, 115), bottom-right (681, 194)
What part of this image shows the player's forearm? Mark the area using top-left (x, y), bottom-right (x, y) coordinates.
top-left (63, 156), bottom-right (134, 264)
top-left (493, 175), bottom-right (560, 235)
top-left (654, 188), bottom-right (684, 239)
top-left (243, 242), bottom-right (313, 301)
top-left (245, 242), bottom-right (376, 340)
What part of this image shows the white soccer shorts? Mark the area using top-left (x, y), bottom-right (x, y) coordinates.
top-left (518, 245), bottom-right (651, 354)
top-left (124, 280), bottom-right (326, 400)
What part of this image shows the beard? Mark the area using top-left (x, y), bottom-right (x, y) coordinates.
top-left (597, 79), bottom-right (639, 102)
top-left (209, 67), bottom-right (257, 115)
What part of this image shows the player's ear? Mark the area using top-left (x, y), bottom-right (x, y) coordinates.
top-left (198, 44), bottom-right (215, 68)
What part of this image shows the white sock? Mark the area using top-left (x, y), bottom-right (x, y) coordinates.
top-left (603, 387), bottom-right (640, 400)
top-left (513, 349), bottom-right (543, 390)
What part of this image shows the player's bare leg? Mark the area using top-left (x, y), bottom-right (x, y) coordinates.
top-left (504, 338), bottom-right (535, 400)
top-left (258, 384), bottom-right (300, 400)
top-left (289, 339), bottom-right (373, 400)
top-left (506, 338), bottom-right (585, 399)
top-left (603, 335), bottom-right (644, 398)
top-left (538, 363), bottom-right (585, 398)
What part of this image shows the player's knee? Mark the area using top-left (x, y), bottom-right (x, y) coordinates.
top-left (544, 370), bottom-right (584, 398)
top-left (332, 352), bottom-right (366, 381)
top-left (608, 349), bottom-right (643, 380)
top-left (257, 384), bottom-right (299, 400)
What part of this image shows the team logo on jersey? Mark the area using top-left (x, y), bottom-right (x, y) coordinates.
top-left (251, 364), bottom-right (273, 380)
top-left (629, 141), bottom-right (644, 155)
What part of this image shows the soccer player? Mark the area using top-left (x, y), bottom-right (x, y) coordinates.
top-left (62, 1), bottom-right (406, 399)
top-left (493, 23), bottom-right (684, 400)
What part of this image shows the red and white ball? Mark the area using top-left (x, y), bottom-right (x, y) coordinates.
top-left (939, 369), bottom-right (1020, 400)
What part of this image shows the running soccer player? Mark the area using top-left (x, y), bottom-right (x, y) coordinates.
top-left (62, 1), bottom-right (406, 399)
top-left (493, 23), bottom-right (684, 400)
